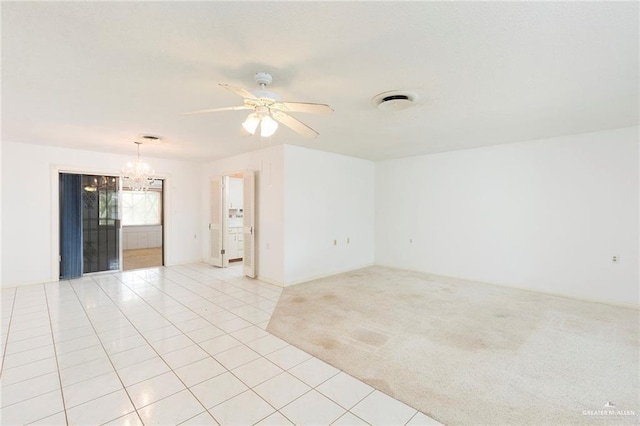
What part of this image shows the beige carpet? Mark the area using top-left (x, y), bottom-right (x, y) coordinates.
top-left (267, 266), bottom-right (639, 425)
top-left (123, 247), bottom-right (163, 270)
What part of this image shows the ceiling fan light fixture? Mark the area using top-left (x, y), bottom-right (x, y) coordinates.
top-left (260, 115), bottom-right (278, 137)
top-left (242, 113), bottom-right (260, 135)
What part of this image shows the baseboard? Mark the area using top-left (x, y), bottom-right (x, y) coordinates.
top-left (164, 258), bottom-right (202, 267)
top-left (1, 277), bottom-right (60, 290)
top-left (374, 262), bottom-right (640, 310)
top-left (284, 262), bottom-right (375, 287)
top-left (256, 276), bottom-right (285, 287)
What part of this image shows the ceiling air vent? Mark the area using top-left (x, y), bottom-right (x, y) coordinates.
top-left (138, 134), bottom-right (163, 143)
top-left (372, 90), bottom-right (418, 111)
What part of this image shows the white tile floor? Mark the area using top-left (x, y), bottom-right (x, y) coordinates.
top-left (0, 263), bottom-right (442, 425)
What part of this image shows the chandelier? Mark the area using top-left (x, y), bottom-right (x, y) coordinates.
top-left (121, 141), bottom-right (156, 191)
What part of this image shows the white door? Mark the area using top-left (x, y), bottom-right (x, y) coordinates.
top-left (208, 176), bottom-right (224, 267)
top-left (243, 170), bottom-right (256, 278)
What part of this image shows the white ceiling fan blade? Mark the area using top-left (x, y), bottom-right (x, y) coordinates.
top-left (272, 111), bottom-right (319, 139)
top-left (182, 105), bottom-right (251, 115)
top-left (279, 101), bottom-right (334, 114)
top-left (219, 84), bottom-right (258, 100)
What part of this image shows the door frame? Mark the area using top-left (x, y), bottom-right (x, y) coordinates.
top-left (50, 164), bottom-right (172, 281)
top-left (209, 169), bottom-right (254, 273)
top-left (207, 176), bottom-right (226, 267)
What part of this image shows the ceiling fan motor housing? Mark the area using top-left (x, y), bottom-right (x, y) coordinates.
top-left (251, 89), bottom-right (281, 101)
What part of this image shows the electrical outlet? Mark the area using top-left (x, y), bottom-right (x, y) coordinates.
top-left (333, 239), bottom-right (337, 246)
top-left (612, 255), bottom-right (619, 263)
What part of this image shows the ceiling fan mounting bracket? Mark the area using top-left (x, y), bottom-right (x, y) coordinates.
top-left (254, 72), bottom-right (273, 88)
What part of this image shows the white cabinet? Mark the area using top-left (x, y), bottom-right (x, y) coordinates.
top-left (227, 227), bottom-right (244, 260)
top-left (228, 177), bottom-right (243, 210)
top-left (237, 231), bottom-right (244, 259)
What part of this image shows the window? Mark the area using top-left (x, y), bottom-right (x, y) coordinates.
top-left (121, 190), bottom-right (161, 226)
top-left (98, 191), bottom-right (118, 226)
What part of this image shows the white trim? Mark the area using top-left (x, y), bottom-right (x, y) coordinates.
top-left (283, 263), bottom-right (376, 287)
top-left (164, 258), bottom-right (202, 267)
top-left (2, 279), bottom-right (61, 289)
top-left (161, 175), bottom-right (171, 267)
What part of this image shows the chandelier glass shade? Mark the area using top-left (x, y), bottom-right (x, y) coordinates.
top-left (260, 115), bottom-right (278, 137)
top-left (242, 113), bottom-right (260, 134)
top-left (242, 111), bottom-right (279, 137)
top-left (121, 141), bottom-right (156, 191)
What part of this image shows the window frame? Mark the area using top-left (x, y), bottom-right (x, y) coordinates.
top-left (120, 189), bottom-right (163, 227)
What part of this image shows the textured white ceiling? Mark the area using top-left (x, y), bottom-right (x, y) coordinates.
top-left (2, 1), bottom-right (638, 162)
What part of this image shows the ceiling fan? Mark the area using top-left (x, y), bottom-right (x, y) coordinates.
top-left (184, 72), bottom-right (333, 138)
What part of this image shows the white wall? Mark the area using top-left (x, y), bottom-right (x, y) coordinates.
top-left (376, 127), bottom-right (639, 306)
top-left (1, 141), bottom-right (202, 287)
top-left (4, 127), bottom-right (637, 305)
top-left (284, 145), bottom-right (375, 285)
top-left (202, 145), bottom-right (285, 285)
top-left (0, 141), bottom-right (3, 287)
top-left (123, 226), bottom-right (163, 249)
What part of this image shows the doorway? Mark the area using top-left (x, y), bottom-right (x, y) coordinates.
top-left (121, 180), bottom-right (164, 270)
top-left (208, 170), bottom-right (256, 277)
top-left (226, 174), bottom-right (244, 264)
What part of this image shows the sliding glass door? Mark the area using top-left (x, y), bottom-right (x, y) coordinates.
top-left (82, 175), bottom-right (120, 273)
top-left (60, 173), bottom-right (120, 278)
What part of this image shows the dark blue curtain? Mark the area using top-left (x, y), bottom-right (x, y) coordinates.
top-left (59, 173), bottom-right (82, 279)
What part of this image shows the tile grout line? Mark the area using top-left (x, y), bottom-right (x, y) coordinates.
top-left (405, 411), bottom-right (421, 426)
top-left (105, 270), bottom-right (284, 423)
top-left (140, 268), bottom-right (274, 323)
top-left (17, 266), bottom-right (384, 421)
top-left (127, 268), bottom-right (294, 407)
top-left (0, 355), bottom-right (58, 386)
top-left (84, 274), bottom-right (215, 421)
top-left (110, 272), bottom-right (246, 420)
top-left (101, 268), bottom-right (298, 423)
top-left (162, 265), bottom-right (279, 316)
top-left (42, 282), bottom-right (69, 425)
top-left (262, 366), bottom-right (343, 424)
top-left (6, 264), bottom-right (430, 426)
top-left (137, 266), bottom-right (372, 425)
top-left (0, 287), bottom-right (18, 376)
top-left (24, 272), bottom-right (228, 420)
top-left (7, 264), bottom-right (417, 426)
top-left (111, 268), bottom-right (270, 356)
top-left (121, 272), bottom-right (247, 326)
top-left (66, 278), bottom-right (141, 422)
